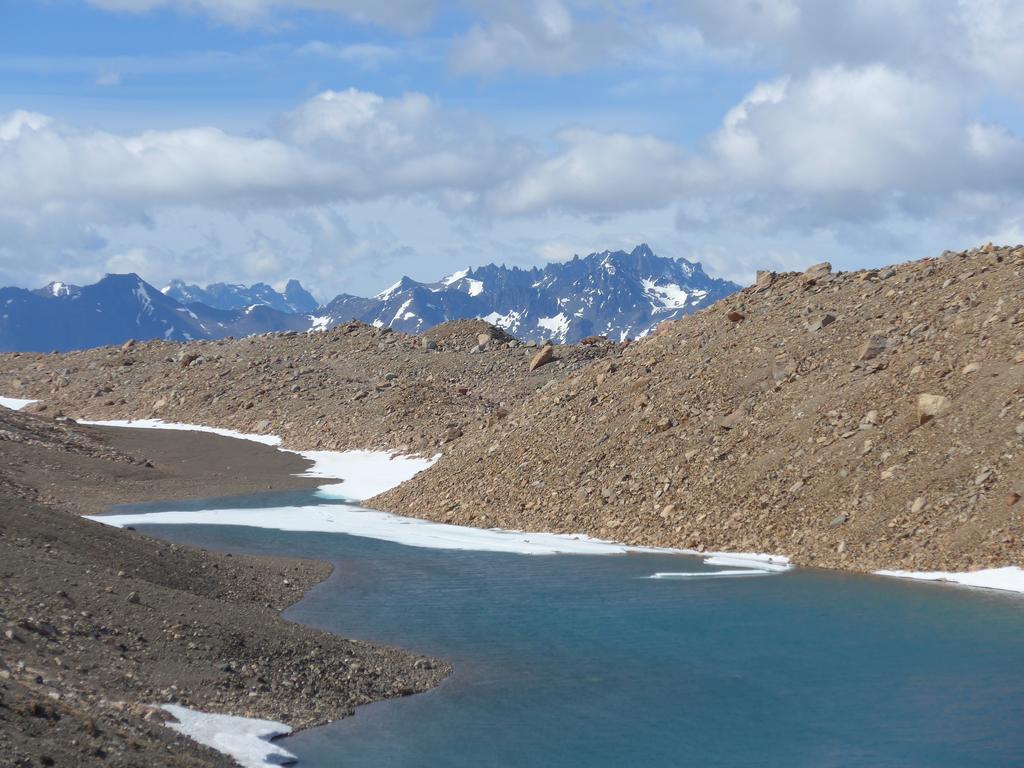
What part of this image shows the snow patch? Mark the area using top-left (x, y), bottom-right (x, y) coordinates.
top-left (308, 315), bottom-right (331, 332)
top-left (440, 268), bottom-right (469, 286)
top-left (536, 312), bottom-right (569, 341)
top-left (375, 280), bottom-right (404, 301)
top-left (0, 396), bottom-right (38, 411)
top-left (641, 279), bottom-right (690, 311)
top-left (875, 567), bottom-right (1024, 595)
top-left (390, 298), bottom-right (413, 326)
top-left (300, 450), bottom-right (436, 501)
top-left (480, 310), bottom-right (522, 332)
top-left (160, 705), bottom-right (295, 768)
top-left (464, 278), bottom-right (484, 297)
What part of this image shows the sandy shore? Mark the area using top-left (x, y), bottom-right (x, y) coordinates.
top-left (0, 417), bottom-right (449, 767)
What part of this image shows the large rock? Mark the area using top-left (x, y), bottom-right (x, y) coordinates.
top-left (529, 345), bottom-right (555, 372)
top-left (802, 262), bottom-right (832, 282)
top-left (917, 394), bottom-right (951, 424)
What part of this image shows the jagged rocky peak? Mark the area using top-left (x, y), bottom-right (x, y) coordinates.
top-left (164, 277), bottom-right (320, 314)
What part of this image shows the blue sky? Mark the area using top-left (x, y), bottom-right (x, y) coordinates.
top-left (2, 1), bottom-right (1024, 299)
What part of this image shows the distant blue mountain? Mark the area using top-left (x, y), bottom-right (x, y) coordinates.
top-left (320, 244), bottom-right (739, 343)
top-left (0, 246), bottom-right (739, 351)
top-left (163, 278), bottom-right (318, 314)
top-left (0, 274), bottom-right (309, 352)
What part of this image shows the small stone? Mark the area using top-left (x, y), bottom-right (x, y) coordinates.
top-left (422, 338), bottom-right (437, 350)
top-left (858, 334), bottom-right (887, 361)
top-left (1006, 493), bottom-right (1021, 509)
top-left (414, 658), bottom-right (433, 671)
top-left (829, 513), bottom-right (847, 527)
top-left (1014, 351), bottom-right (1024, 364)
top-left (961, 362), bottom-right (981, 374)
top-left (859, 411), bottom-right (880, 429)
top-left (126, 591), bottom-right (140, 604)
top-left (910, 496), bottom-right (926, 514)
top-left (878, 268), bottom-right (896, 280)
top-left (917, 393), bottom-right (951, 424)
top-left (718, 408), bottom-right (746, 430)
top-left (477, 333), bottom-right (491, 347)
top-left (254, 419), bottom-right (271, 433)
top-left (726, 310), bottom-right (745, 323)
top-left (806, 313), bottom-right (837, 333)
top-left (772, 354), bottom-right (797, 382)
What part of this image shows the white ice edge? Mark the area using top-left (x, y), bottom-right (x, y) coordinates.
top-left (0, 396), bottom-right (38, 411)
top-left (80, 418), bottom-right (284, 446)
top-left (77, 418), bottom-right (792, 563)
top-left (649, 570), bottom-right (773, 579)
top-left (160, 704), bottom-right (296, 767)
top-left (874, 566), bottom-right (1024, 595)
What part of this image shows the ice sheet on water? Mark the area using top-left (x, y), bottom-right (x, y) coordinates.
top-left (874, 566), bottom-right (1024, 595)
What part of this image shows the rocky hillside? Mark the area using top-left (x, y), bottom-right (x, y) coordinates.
top-left (372, 245), bottom-right (1024, 573)
top-left (0, 320), bottom-right (612, 455)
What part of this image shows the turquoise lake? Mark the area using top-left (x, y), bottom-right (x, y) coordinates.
top-left (120, 491), bottom-right (1024, 767)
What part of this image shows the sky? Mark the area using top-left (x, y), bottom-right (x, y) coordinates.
top-left (2, 1), bottom-right (1024, 300)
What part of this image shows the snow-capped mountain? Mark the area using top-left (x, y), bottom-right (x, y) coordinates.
top-left (163, 278), bottom-right (318, 314)
top-left (0, 274), bottom-right (310, 352)
top-left (0, 245), bottom-right (738, 351)
top-left (322, 244), bottom-right (738, 343)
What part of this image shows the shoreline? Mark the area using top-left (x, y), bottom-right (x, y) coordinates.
top-left (80, 415), bottom-right (1024, 595)
top-left (0, 404), bottom-right (449, 767)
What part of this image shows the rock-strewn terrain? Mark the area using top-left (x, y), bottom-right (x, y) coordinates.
top-left (3, 246), bottom-right (1024, 576)
top-left (374, 245), bottom-right (1024, 573)
top-left (0, 408), bottom-right (447, 767)
top-left (0, 319), bottom-right (611, 455)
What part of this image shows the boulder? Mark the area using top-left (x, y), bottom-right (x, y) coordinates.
top-left (726, 310), bottom-right (745, 323)
top-left (917, 393), bottom-right (951, 424)
top-left (755, 271), bottom-right (775, 291)
top-left (802, 262), bottom-right (832, 282)
top-left (529, 345), bottom-right (555, 372)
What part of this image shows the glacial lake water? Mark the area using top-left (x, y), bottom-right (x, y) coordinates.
top-left (115, 490), bottom-right (1024, 768)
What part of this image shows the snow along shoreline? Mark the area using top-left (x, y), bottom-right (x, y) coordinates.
top-left (79, 417), bottom-right (792, 565)
top-left (69, 416), bottom-right (1024, 594)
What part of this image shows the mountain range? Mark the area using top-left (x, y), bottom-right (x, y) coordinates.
top-left (0, 245), bottom-right (739, 352)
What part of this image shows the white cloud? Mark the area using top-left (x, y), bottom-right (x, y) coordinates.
top-left (3, 58), bottom-right (1024, 295)
top-left (297, 41), bottom-right (399, 68)
top-left (85, 0), bottom-right (437, 32)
